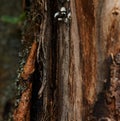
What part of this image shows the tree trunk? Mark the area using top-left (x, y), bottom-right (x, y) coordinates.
top-left (14, 0), bottom-right (120, 121)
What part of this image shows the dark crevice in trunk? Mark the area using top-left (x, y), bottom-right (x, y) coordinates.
top-left (30, 0), bottom-right (59, 120)
top-left (30, 62), bottom-right (43, 121)
top-left (49, 0), bottom-right (59, 120)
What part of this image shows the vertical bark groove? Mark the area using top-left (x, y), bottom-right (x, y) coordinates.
top-left (15, 0), bottom-right (120, 120)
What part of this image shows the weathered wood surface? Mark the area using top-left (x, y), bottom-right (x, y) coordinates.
top-left (57, 0), bottom-right (120, 120)
top-left (93, 0), bottom-right (120, 120)
top-left (16, 0), bottom-right (120, 121)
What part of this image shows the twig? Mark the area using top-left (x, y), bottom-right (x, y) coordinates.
top-left (38, 79), bottom-right (47, 98)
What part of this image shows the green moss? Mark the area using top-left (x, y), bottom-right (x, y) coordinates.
top-left (1, 12), bottom-right (26, 24)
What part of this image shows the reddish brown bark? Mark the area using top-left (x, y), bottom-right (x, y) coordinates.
top-left (21, 41), bottom-right (38, 80)
top-left (13, 83), bottom-right (32, 121)
top-left (15, 0), bottom-right (120, 121)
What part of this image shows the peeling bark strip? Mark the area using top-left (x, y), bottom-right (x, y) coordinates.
top-left (21, 41), bottom-right (38, 80)
top-left (13, 83), bottom-right (32, 121)
top-left (74, 0), bottom-right (96, 120)
top-left (75, 0), bottom-right (96, 106)
top-left (36, 0), bottom-right (49, 113)
top-left (29, 0), bottom-right (51, 120)
top-left (55, 0), bottom-right (71, 121)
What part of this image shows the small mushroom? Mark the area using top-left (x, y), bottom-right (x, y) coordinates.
top-left (67, 12), bottom-right (71, 19)
top-left (60, 7), bottom-right (66, 15)
top-left (54, 12), bottom-right (60, 18)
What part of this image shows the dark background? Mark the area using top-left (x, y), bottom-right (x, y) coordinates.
top-left (0, 0), bottom-right (22, 120)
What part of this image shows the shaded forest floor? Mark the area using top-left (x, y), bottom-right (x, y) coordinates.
top-left (0, 0), bottom-right (22, 120)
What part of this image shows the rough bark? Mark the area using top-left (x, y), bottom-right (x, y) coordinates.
top-left (14, 0), bottom-right (120, 121)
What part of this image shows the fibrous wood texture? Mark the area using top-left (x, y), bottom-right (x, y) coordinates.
top-left (14, 0), bottom-right (120, 121)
